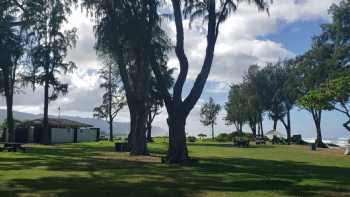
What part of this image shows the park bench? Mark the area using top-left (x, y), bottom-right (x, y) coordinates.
top-left (0, 142), bottom-right (26, 152)
top-left (255, 137), bottom-right (266, 145)
top-left (233, 137), bottom-right (250, 148)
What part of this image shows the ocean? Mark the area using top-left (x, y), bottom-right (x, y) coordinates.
top-left (304, 138), bottom-right (349, 148)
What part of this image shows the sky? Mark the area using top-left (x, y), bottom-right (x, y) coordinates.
top-left (1, 0), bottom-right (349, 139)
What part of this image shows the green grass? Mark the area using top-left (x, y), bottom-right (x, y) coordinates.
top-left (0, 141), bottom-right (349, 197)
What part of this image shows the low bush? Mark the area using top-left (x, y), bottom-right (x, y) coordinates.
top-left (187, 136), bottom-right (197, 142)
top-left (216, 131), bottom-right (254, 142)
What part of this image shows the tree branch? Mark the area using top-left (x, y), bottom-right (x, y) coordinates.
top-left (183, 0), bottom-right (217, 114)
top-left (171, 0), bottom-right (189, 105)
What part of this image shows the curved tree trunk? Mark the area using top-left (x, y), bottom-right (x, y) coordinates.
top-left (280, 110), bottom-right (292, 144)
top-left (311, 109), bottom-right (326, 148)
top-left (344, 120), bottom-right (350, 132)
top-left (249, 121), bottom-right (257, 138)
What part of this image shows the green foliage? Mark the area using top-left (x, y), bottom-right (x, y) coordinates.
top-left (197, 133), bottom-right (207, 139)
top-left (187, 136), bottom-right (197, 143)
top-left (215, 132), bottom-right (254, 142)
top-left (225, 84), bottom-right (248, 131)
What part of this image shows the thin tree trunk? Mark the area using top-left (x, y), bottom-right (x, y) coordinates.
top-left (273, 119), bottom-right (278, 130)
top-left (147, 112), bottom-right (153, 142)
top-left (286, 110), bottom-right (291, 142)
top-left (260, 120), bottom-right (264, 137)
top-left (109, 118), bottom-right (114, 142)
top-left (42, 68), bottom-right (50, 144)
top-left (211, 123), bottom-right (214, 140)
top-left (108, 64), bottom-right (113, 142)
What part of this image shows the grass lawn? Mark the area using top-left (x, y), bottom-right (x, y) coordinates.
top-left (0, 141), bottom-right (349, 197)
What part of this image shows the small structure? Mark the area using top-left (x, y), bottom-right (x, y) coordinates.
top-left (345, 140), bottom-right (350, 155)
top-left (14, 118), bottom-right (100, 144)
top-left (265, 130), bottom-right (286, 140)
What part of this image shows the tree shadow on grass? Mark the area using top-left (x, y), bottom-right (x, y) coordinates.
top-left (1, 153), bottom-right (350, 197)
top-left (188, 143), bottom-right (276, 149)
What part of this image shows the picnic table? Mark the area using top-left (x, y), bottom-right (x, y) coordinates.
top-left (0, 142), bottom-right (26, 152)
top-left (233, 137), bottom-right (250, 148)
top-left (255, 137), bottom-right (266, 145)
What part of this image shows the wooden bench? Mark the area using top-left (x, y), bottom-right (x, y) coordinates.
top-left (0, 143), bottom-right (26, 152)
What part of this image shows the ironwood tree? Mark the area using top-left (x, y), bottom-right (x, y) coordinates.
top-left (200, 97), bottom-right (221, 140)
top-left (93, 60), bottom-right (126, 141)
top-left (0, 1), bottom-right (25, 142)
top-left (25, 0), bottom-right (77, 144)
top-left (225, 85), bottom-right (247, 133)
top-left (243, 65), bottom-right (266, 138)
top-left (146, 65), bottom-right (174, 142)
top-left (83, 0), bottom-right (170, 155)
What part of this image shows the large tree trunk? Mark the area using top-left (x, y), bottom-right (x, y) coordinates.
top-left (166, 110), bottom-right (188, 163)
top-left (2, 66), bottom-right (15, 142)
top-left (128, 102), bottom-right (148, 155)
top-left (4, 73), bottom-right (14, 142)
top-left (42, 71), bottom-right (50, 144)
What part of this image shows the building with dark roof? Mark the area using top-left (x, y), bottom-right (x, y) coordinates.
top-left (14, 118), bottom-right (100, 144)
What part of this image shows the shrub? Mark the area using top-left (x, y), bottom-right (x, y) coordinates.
top-left (187, 136), bottom-right (197, 142)
top-left (216, 131), bottom-right (255, 142)
top-left (216, 133), bottom-right (231, 142)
